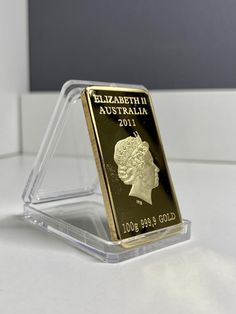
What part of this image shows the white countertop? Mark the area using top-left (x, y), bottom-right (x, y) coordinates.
top-left (0, 155), bottom-right (235, 314)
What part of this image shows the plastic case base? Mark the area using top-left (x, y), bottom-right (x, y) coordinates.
top-left (24, 200), bottom-right (191, 263)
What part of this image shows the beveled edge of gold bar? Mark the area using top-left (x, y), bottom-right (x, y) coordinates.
top-left (81, 87), bottom-right (119, 240)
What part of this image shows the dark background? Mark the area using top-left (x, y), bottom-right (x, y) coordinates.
top-left (29, 0), bottom-right (236, 91)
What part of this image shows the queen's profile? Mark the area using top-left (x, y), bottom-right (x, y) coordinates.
top-left (114, 132), bottom-right (159, 205)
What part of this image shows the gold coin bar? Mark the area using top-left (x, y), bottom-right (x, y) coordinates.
top-left (81, 86), bottom-right (182, 241)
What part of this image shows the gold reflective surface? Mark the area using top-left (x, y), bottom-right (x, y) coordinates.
top-left (81, 86), bottom-right (182, 241)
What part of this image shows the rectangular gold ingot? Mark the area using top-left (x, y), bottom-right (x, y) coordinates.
top-left (81, 86), bottom-right (182, 241)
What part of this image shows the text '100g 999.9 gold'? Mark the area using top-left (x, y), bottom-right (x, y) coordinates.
top-left (81, 86), bottom-right (182, 241)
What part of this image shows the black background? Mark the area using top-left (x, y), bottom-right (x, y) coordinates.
top-left (29, 0), bottom-right (236, 91)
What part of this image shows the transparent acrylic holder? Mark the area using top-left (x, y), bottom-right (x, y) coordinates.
top-left (23, 80), bottom-right (191, 263)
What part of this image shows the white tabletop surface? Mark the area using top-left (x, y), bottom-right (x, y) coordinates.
top-left (0, 155), bottom-right (235, 314)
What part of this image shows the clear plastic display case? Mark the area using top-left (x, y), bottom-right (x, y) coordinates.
top-left (22, 80), bottom-right (191, 263)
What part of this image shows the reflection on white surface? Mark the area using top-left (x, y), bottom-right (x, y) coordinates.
top-left (142, 247), bottom-right (236, 314)
top-left (0, 156), bottom-right (235, 313)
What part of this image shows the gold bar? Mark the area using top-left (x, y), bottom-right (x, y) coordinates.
top-left (81, 86), bottom-right (182, 241)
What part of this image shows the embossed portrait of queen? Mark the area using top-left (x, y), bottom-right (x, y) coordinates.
top-left (114, 132), bottom-right (160, 205)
